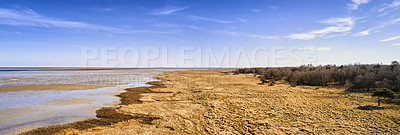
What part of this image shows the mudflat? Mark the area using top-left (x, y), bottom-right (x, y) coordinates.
top-left (0, 84), bottom-right (103, 92)
top-left (0, 83), bottom-right (129, 92)
top-left (23, 69), bottom-right (400, 134)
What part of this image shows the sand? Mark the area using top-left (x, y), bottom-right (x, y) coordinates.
top-left (21, 69), bottom-right (400, 134)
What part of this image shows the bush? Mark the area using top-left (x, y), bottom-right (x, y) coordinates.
top-left (269, 81), bottom-right (276, 86)
top-left (372, 89), bottom-right (398, 106)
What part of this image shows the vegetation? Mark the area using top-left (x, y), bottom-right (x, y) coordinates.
top-left (372, 89), bottom-right (398, 106)
top-left (236, 61), bottom-right (400, 105)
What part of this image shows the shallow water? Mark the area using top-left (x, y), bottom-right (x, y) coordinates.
top-left (0, 69), bottom-right (174, 135)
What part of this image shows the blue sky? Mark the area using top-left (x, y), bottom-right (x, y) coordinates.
top-left (0, 0), bottom-right (400, 67)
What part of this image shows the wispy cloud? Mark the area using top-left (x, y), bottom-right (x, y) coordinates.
top-left (237, 18), bottom-right (247, 22)
top-left (151, 6), bottom-right (190, 15)
top-left (247, 34), bottom-right (278, 39)
top-left (189, 15), bottom-right (232, 23)
top-left (324, 33), bottom-right (348, 38)
top-left (0, 7), bottom-right (119, 30)
top-left (356, 17), bottom-right (399, 37)
top-left (288, 17), bottom-right (354, 40)
top-left (379, 0), bottom-right (400, 12)
top-left (214, 30), bottom-right (278, 40)
top-left (187, 25), bottom-right (201, 30)
top-left (354, 29), bottom-right (370, 36)
top-left (87, 8), bottom-right (115, 12)
top-left (379, 18), bottom-right (400, 28)
top-left (288, 33), bottom-right (317, 40)
top-left (268, 6), bottom-right (279, 10)
top-left (0, 7), bottom-right (178, 34)
top-left (302, 47), bottom-right (332, 51)
top-left (215, 31), bottom-right (240, 36)
top-left (320, 17), bottom-right (354, 26)
top-left (388, 0), bottom-right (400, 7)
top-left (380, 36), bottom-right (400, 42)
top-left (348, 0), bottom-right (370, 10)
top-left (393, 43), bottom-right (400, 46)
top-left (250, 9), bottom-right (262, 12)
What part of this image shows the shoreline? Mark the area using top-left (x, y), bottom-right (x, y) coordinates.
top-left (0, 69), bottom-right (172, 135)
top-left (20, 79), bottom-right (168, 135)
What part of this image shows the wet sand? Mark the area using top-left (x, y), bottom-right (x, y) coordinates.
top-left (21, 81), bottom-right (168, 135)
top-left (43, 97), bottom-right (96, 106)
top-left (21, 69), bottom-right (400, 134)
top-left (0, 84), bottom-right (103, 92)
top-left (0, 68), bottom-right (170, 135)
top-left (0, 83), bottom-right (130, 92)
top-left (0, 86), bottom-right (127, 135)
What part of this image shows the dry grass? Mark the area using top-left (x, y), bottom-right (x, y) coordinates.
top-left (22, 69), bottom-right (400, 134)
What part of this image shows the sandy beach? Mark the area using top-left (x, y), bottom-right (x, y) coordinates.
top-left (21, 69), bottom-right (400, 134)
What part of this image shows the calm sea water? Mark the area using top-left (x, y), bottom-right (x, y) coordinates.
top-left (0, 68), bottom-right (175, 135)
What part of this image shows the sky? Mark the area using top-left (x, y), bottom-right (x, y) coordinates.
top-left (0, 0), bottom-right (400, 67)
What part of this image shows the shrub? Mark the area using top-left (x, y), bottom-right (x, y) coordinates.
top-left (372, 89), bottom-right (398, 106)
top-left (269, 81), bottom-right (276, 86)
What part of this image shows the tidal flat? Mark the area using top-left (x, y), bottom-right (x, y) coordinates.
top-left (0, 68), bottom-right (173, 135)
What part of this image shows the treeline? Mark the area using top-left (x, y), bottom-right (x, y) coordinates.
top-left (235, 61), bottom-right (400, 93)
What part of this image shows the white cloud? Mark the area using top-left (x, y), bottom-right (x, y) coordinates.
top-left (268, 6), bottom-right (279, 9)
top-left (0, 7), bottom-right (118, 30)
top-left (393, 43), bottom-right (400, 46)
top-left (320, 17), bottom-right (354, 26)
top-left (189, 15), bottom-right (232, 23)
top-left (348, 0), bottom-right (370, 10)
top-left (187, 25), bottom-right (201, 30)
top-left (214, 30), bottom-right (278, 40)
top-left (354, 29), bottom-right (370, 36)
top-left (87, 8), bottom-right (115, 12)
top-left (151, 6), bottom-right (190, 15)
top-left (0, 7), bottom-right (177, 34)
top-left (380, 36), bottom-right (400, 42)
top-left (215, 31), bottom-right (240, 36)
top-left (378, 18), bottom-right (400, 28)
top-left (379, 0), bottom-right (400, 12)
top-left (247, 34), bottom-right (278, 39)
top-left (311, 26), bottom-right (352, 35)
top-left (316, 47), bottom-right (332, 51)
top-left (288, 33), bottom-right (316, 40)
top-left (288, 17), bottom-right (354, 40)
top-left (324, 33), bottom-right (348, 38)
top-left (237, 18), bottom-right (247, 22)
top-left (389, 0), bottom-right (400, 7)
top-left (302, 47), bottom-right (332, 51)
top-left (250, 9), bottom-right (262, 12)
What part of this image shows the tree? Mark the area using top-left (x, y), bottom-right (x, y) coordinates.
top-left (372, 89), bottom-right (397, 106)
top-left (391, 61), bottom-right (399, 71)
top-left (392, 61), bottom-right (399, 66)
